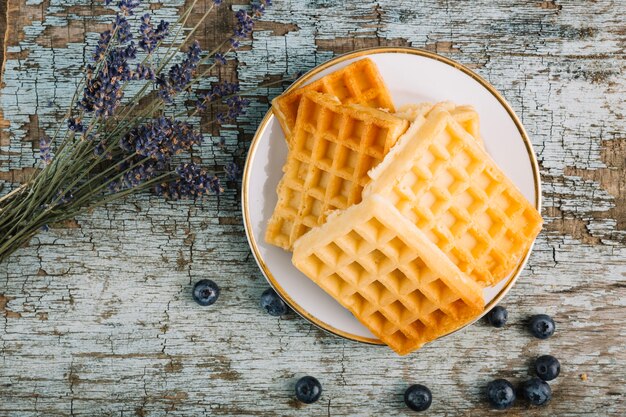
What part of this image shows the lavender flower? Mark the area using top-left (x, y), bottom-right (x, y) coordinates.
top-left (217, 96), bottom-right (250, 123)
top-left (131, 63), bottom-right (155, 80)
top-left (93, 30), bottom-right (112, 62)
top-left (120, 117), bottom-right (203, 160)
top-left (80, 74), bottom-right (121, 117)
top-left (117, 0), bottom-right (141, 15)
top-left (121, 159), bottom-right (165, 189)
top-left (156, 41), bottom-right (202, 102)
top-left (233, 10), bottom-right (254, 39)
top-left (138, 14), bottom-right (169, 53)
top-left (116, 42), bottom-right (138, 62)
top-left (54, 189), bottom-right (74, 205)
top-left (252, 0), bottom-right (272, 17)
top-left (155, 163), bottom-right (222, 200)
top-left (113, 15), bottom-right (133, 43)
top-left (39, 136), bottom-right (53, 164)
top-left (80, 43), bottom-right (137, 117)
top-left (224, 162), bottom-right (240, 181)
top-left (229, 10), bottom-right (254, 48)
top-left (195, 81), bottom-right (240, 111)
top-left (94, 141), bottom-right (113, 159)
top-left (229, 1), bottom-right (271, 48)
top-left (67, 117), bottom-right (85, 133)
top-left (0, 0), bottom-right (268, 263)
top-left (214, 53), bottom-right (227, 65)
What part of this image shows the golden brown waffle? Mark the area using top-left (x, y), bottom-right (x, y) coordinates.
top-left (272, 58), bottom-right (395, 141)
top-left (292, 195), bottom-right (485, 355)
top-left (364, 108), bottom-right (543, 286)
top-left (396, 102), bottom-right (483, 146)
top-left (265, 91), bottom-right (409, 251)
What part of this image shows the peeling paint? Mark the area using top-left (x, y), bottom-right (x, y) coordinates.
top-left (0, 0), bottom-right (624, 416)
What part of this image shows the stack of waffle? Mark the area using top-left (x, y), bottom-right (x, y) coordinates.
top-left (266, 58), bottom-right (543, 355)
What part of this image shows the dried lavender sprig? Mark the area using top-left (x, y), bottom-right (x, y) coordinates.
top-left (169, 2), bottom-right (272, 113)
top-left (102, 0), bottom-right (207, 131)
top-left (99, 0), bottom-right (271, 143)
top-left (4, 0), bottom-right (270, 224)
top-left (50, 113), bottom-right (217, 214)
top-left (0, 170), bottom-right (174, 261)
top-left (1, 0), bottom-right (270, 257)
top-left (33, 16), bottom-right (127, 197)
top-left (138, 13), bottom-right (169, 53)
top-left (104, 43), bottom-right (229, 139)
top-left (154, 0), bottom-right (211, 74)
top-left (2, 121), bottom-right (100, 238)
top-left (39, 136), bottom-right (53, 164)
top-left (110, 0), bottom-right (270, 129)
top-left (65, 0), bottom-right (199, 146)
top-left (29, 2), bottom-right (200, 206)
top-left (4, 148), bottom-right (162, 237)
top-left (0, 23), bottom-right (116, 227)
top-left (156, 41), bottom-right (202, 102)
top-left (155, 162), bottom-right (223, 200)
top-left (46, 0), bottom-right (214, 168)
top-left (37, 23), bottom-right (121, 166)
top-left (4, 107), bottom-right (106, 234)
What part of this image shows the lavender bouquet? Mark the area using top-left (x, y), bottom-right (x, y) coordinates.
top-left (0, 0), bottom-right (272, 261)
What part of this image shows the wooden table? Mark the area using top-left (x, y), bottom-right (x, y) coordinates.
top-left (0, 1), bottom-right (624, 415)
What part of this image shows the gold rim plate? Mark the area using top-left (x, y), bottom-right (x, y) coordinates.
top-left (242, 47), bottom-right (542, 346)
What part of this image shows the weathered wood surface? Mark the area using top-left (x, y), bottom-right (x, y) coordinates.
top-left (0, 0), bottom-right (624, 415)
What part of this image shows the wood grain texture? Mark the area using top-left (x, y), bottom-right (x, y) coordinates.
top-left (0, 0), bottom-right (624, 416)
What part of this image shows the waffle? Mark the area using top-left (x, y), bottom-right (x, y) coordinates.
top-left (395, 102), bottom-right (434, 122)
top-left (396, 102), bottom-right (483, 146)
top-left (265, 91), bottom-right (409, 251)
top-left (272, 58), bottom-right (395, 141)
top-left (292, 195), bottom-right (485, 355)
top-left (364, 109), bottom-right (543, 286)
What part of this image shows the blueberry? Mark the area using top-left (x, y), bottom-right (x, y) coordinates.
top-left (295, 376), bottom-right (322, 404)
top-left (535, 355), bottom-right (561, 381)
top-left (192, 279), bottom-right (220, 306)
top-left (486, 306), bottom-right (508, 328)
top-left (260, 288), bottom-right (290, 316)
top-left (404, 384), bottom-right (432, 412)
top-left (486, 379), bottom-right (516, 409)
top-left (529, 314), bottom-right (556, 339)
top-left (521, 377), bottom-right (551, 406)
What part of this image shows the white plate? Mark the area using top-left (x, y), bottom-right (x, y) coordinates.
top-left (243, 47), bottom-right (541, 344)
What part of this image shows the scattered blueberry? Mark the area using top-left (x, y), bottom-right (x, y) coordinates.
top-left (486, 306), bottom-right (508, 328)
top-left (486, 379), bottom-right (516, 409)
top-left (192, 279), bottom-right (220, 306)
top-left (529, 314), bottom-right (556, 339)
top-left (295, 376), bottom-right (322, 404)
top-left (404, 384), bottom-right (432, 412)
top-left (535, 355), bottom-right (561, 381)
top-left (260, 288), bottom-right (290, 316)
top-left (521, 377), bottom-right (552, 406)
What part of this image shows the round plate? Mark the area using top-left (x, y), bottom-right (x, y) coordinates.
top-left (242, 47), bottom-right (541, 345)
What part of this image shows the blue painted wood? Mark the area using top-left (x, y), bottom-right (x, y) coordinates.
top-left (0, 1), bottom-right (624, 415)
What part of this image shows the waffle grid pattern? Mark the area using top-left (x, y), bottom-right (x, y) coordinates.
top-left (293, 198), bottom-right (483, 355)
top-left (272, 58), bottom-right (395, 140)
top-left (373, 114), bottom-right (542, 285)
top-left (266, 92), bottom-right (408, 250)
